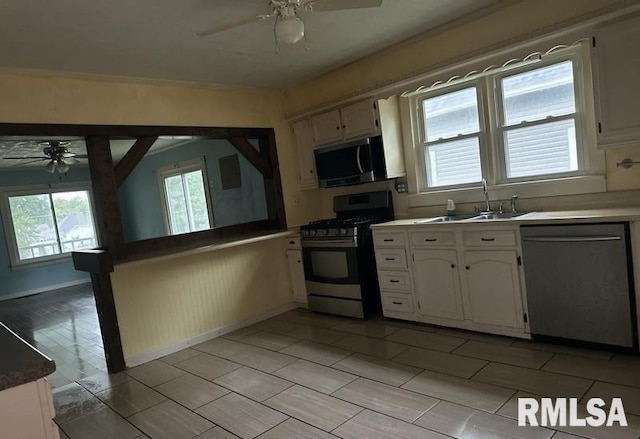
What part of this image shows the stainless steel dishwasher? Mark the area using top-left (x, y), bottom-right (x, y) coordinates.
top-left (521, 223), bottom-right (637, 349)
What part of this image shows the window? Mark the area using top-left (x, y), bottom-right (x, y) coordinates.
top-left (158, 158), bottom-right (213, 235)
top-left (2, 187), bottom-right (98, 266)
top-left (414, 46), bottom-right (592, 194)
top-left (422, 86), bottom-right (483, 187)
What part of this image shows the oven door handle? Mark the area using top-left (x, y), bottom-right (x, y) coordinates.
top-left (356, 146), bottom-right (363, 174)
top-left (302, 239), bottom-right (357, 248)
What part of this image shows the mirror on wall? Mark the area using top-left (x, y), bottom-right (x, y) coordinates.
top-left (116, 137), bottom-right (268, 242)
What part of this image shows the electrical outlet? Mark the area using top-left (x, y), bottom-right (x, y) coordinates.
top-left (292, 194), bottom-right (300, 207)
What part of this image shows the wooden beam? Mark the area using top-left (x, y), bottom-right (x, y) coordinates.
top-left (259, 130), bottom-right (287, 229)
top-left (125, 220), bottom-right (270, 258)
top-left (85, 136), bottom-right (126, 261)
top-left (0, 123), bottom-right (271, 139)
top-left (72, 250), bottom-right (125, 373)
top-left (227, 137), bottom-right (270, 177)
top-left (114, 136), bottom-right (157, 188)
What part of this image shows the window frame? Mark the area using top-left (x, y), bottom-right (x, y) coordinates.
top-left (491, 50), bottom-right (588, 184)
top-left (157, 157), bottom-right (214, 236)
top-left (416, 81), bottom-right (490, 191)
top-left (0, 182), bottom-right (99, 269)
top-left (410, 44), bottom-right (601, 201)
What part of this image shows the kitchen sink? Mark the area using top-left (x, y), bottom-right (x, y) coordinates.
top-left (464, 211), bottom-right (530, 221)
top-left (414, 212), bottom-right (531, 224)
top-left (413, 214), bottom-right (477, 224)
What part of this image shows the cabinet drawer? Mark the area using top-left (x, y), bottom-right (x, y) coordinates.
top-left (411, 230), bottom-right (455, 247)
top-left (376, 249), bottom-right (407, 269)
top-left (374, 232), bottom-right (406, 248)
top-left (381, 293), bottom-right (414, 313)
top-left (463, 230), bottom-right (516, 247)
top-left (286, 236), bottom-right (301, 249)
top-left (379, 270), bottom-right (411, 291)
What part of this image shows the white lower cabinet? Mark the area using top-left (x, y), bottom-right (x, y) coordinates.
top-left (413, 249), bottom-right (464, 320)
top-left (461, 250), bottom-right (524, 329)
top-left (286, 236), bottom-right (307, 304)
top-left (373, 225), bottom-right (528, 338)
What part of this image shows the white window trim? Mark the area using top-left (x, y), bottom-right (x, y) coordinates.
top-left (157, 157), bottom-right (214, 235)
top-left (404, 42), bottom-right (605, 209)
top-left (0, 182), bottom-right (99, 269)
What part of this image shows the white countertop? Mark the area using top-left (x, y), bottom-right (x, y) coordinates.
top-left (372, 208), bottom-right (640, 228)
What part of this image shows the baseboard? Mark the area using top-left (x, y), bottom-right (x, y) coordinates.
top-left (0, 278), bottom-right (92, 302)
top-left (125, 301), bottom-right (301, 368)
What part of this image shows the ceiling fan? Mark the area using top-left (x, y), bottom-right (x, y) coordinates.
top-left (196, 0), bottom-right (383, 50)
top-left (3, 141), bottom-right (88, 173)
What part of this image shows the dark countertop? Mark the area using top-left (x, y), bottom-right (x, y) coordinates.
top-left (0, 322), bottom-right (56, 392)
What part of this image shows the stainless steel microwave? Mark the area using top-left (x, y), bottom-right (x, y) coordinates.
top-left (314, 136), bottom-right (389, 188)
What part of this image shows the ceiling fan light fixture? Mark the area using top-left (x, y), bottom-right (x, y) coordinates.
top-left (44, 160), bottom-right (57, 173)
top-left (275, 15), bottom-right (305, 44)
top-left (57, 159), bottom-right (70, 173)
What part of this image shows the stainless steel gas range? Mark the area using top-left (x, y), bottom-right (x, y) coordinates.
top-left (300, 190), bottom-right (394, 318)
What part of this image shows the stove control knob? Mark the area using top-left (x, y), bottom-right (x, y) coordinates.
top-left (340, 228), bottom-right (348, 235)
top-left (301, 230), bottom-right (308, 237)
top-left (317, 229), bottom-right (328, 236)
top-left (329, 229), bottom-right (339, 236)
top-left (309, 230), bottom-right (317, 236)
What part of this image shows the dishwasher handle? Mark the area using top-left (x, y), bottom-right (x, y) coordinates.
top-left (523, 236), bottom-right (622, 243)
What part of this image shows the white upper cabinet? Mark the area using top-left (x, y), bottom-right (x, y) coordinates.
top-left (291, 119), bottom-right (318, 188)
top-left (592, 14), bottom-right (640, 147)
top-left (310, 109), bottom-right (343, 146)
top-left (340, 99), bottom-right (378, 139)
top-left (310, 98), bottom-right (379, 147)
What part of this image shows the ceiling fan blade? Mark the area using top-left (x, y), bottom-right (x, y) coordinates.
top-left (73, 154), bottom-right (89, 159)
top-left (3, 156), bottom-right (48, 160)
top-left (10, 158), bottom-right (48, 166)
top-left (196, 15), bottom-right (262, 37)
top-left (305, 0), bottom-right (382, 12)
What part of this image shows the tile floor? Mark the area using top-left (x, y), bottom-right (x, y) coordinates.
top-left (0, 283), bottom-right (107, 388)
top-left (46, 307), bottom-right (640, 439)
top-left (2, 287), bottom-right (640, 439)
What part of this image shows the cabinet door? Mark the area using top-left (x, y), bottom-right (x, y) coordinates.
top-left (287, 249), bottom-right (307, 302)
top-left (462, 250), bottom-right (523, 329)
top-left (412, 249), bottom-right (464, 320)
top-left (341, 99), bottom-right (378, 140)
top-left (292, 120), bottom-right (318, 188)
top-left (310, 109), bottom-right (343, 146)
top-left (592, 15), bottom-right (640, 146)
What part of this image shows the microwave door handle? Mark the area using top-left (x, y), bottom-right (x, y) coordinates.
top-left (356, 146), bottom-right (363, 174)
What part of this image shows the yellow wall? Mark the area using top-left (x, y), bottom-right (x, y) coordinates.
top-left (111, 237), bottom-right (292, 361)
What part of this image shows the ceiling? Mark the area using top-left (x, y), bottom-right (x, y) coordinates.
top-left (0, 137), bottom-right (193, 171)
top-left (0, 0), bottom-right (498, 89)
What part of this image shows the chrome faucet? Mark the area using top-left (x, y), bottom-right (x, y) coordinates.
top-left (481, 178), bottom-right (491, 212)
top-left (510, 195), bottom-right (518, 213)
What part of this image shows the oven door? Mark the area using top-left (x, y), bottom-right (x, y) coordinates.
top-left (302, 240), bottom-right (360, 300)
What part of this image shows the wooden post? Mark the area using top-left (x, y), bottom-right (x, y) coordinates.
top-left (72, 250), bottom-right (125, 373)
top-left (85, 136), bottom-right (126, 261)
top-left (259, 130), bottom-right (286, 229)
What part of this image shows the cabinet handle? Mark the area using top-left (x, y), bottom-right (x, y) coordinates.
top-left (425, 238), bottom-right (437, 242)
top-left (481, 237), bottom-right (495, 242)
top-left (385, 257), bottom-right (396, 261)
top-left (465, 266), bottom-right (470, 270)
top-left (392, 301), bottom-right (403, 305)
top-left (450, 264), bottom-right (455, 268)
top-left (383, 238), bottom-right (394, 242)
top-left (342, 125), bottom-right (346, 129)
top-left (336, 126), bottom-right (340, 130)
top-left (389, 279), bottom-right (400, 283)
top-left (289, 240), bottom-right (295, 244)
